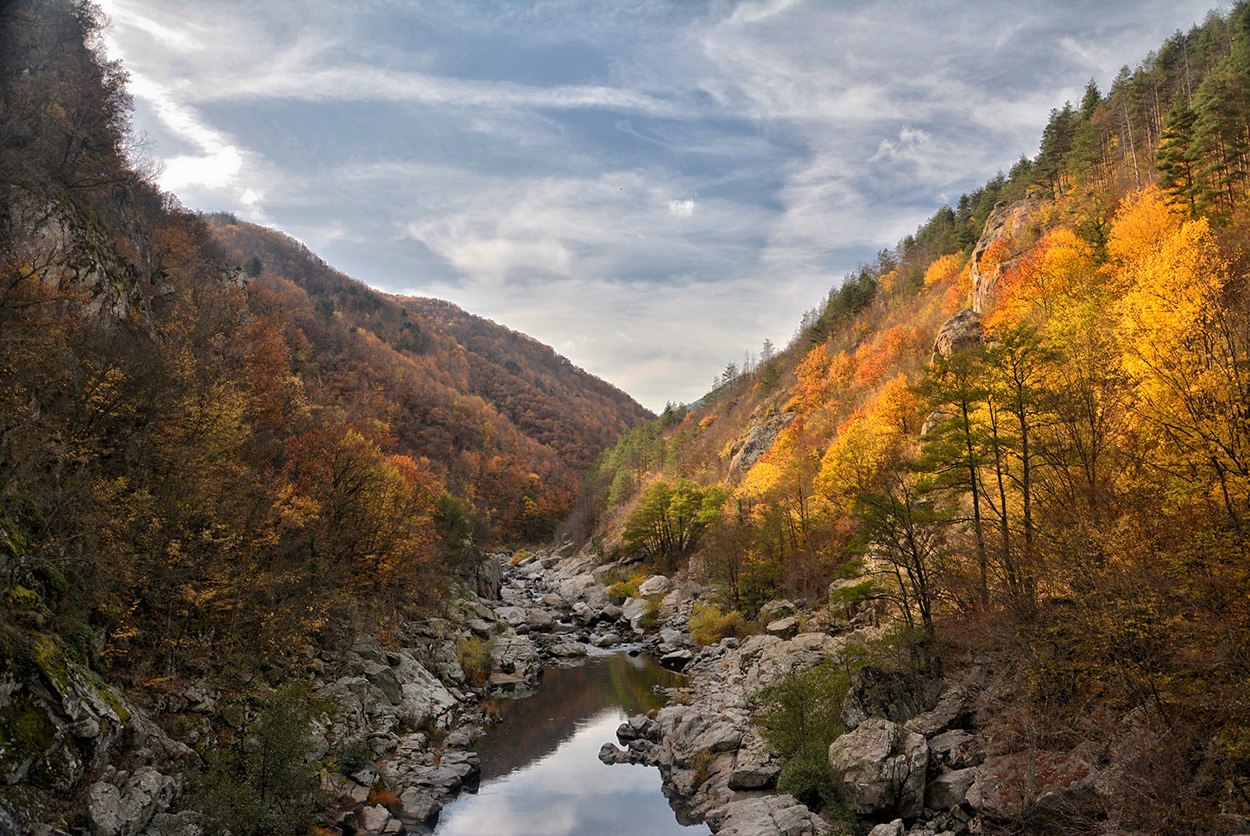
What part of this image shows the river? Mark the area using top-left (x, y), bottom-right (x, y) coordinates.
top-left (434, 650), bottom-right (712, 836)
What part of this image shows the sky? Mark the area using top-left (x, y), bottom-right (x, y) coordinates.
top-left (98, 0), bottom-right (1217, 411)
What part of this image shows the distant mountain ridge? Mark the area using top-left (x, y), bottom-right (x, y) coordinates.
top-left (207, 216), bottom-right (653, 540)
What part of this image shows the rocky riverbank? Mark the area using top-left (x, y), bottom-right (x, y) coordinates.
top-left (13, 546), bottom-right (1110, 836)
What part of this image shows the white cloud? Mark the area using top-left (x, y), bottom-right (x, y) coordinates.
top-left (668, 199), bottom-right (695, 218)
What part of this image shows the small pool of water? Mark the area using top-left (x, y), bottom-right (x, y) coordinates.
top-left (434, 651), bottom-right (711, 836)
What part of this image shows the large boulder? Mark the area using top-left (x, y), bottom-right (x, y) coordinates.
top-left (637, 575), bottom-right (671, 597)
top-left (704, 795), bottom-right (826, 836)
top-left (656, 705), bottom-right (746, 768)
top-left (926, 765), bottom-right (976, 810)
top-left (828, 719), bottom-right (928, 819)
top-left (86, 768), bottom-right (176, 836)
top-left (932, 308), bottom-right (984, 360)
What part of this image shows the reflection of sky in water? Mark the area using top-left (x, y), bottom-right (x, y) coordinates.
top-left (436, 708), bottom-right (708, 836)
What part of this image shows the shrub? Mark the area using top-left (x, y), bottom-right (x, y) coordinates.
top-left (753, 661), bottom-right (852, 813)
top-left (457, 637), bottom-right (493, 686)
top-left (688, 603), bottom-right (749, 647)
top-left (185, 684), bottom-right (326, 836)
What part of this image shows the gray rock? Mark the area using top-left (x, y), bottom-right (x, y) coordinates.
top-left (637, 575), bottom-right (672, 597)
top-left (548, 642), bottom-right (587, 658)
top-left (363, 663), bottom-right (403, 706)
top-left (932, 309), bottom-right (984, 360)
top-left (87, 768), bottom-right (175, 836)
top-left (657, 705), bottom-right (745, 767)
top-left (928, 729), bottom-right (975, 769)
top-left (759, 599), bottom-right (797, 622)
top-left (727, 763), bottom-right (780, 790)
top-left (926, 766), bottom-right (976, 810)
top-left (765, 616), bottom-right (799, 638)
top-left (828, 718), bottom-right (928, 819)
top-left (590, 632), bottom-right (622, 648)
top-left (493, 606), bottom-right (528, 627)
top-left (905, 685), bottom-right (969, 737)
top-left (397, 789), bottom-right (441, 827)
top-left (727, 414), bottom-right (794, 478)
top-left (357, 804), bottom-right (391, 832)
top-left (705, 795), bottom-right (824, 836)
top-left (867, 820), bottom-right (904, 836)
top-left (660, 649), bottom-right (693, 671)
top-left (526, 609), bottom-right (555, 630)
top-left (617, 714), bottom-right (661, 743)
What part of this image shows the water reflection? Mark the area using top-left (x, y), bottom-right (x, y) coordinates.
top-left (435, 652), bottom-right (710, 836)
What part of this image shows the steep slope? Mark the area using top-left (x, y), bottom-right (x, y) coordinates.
top-left (208, 218), bottom-right (652, 541)
top-left (580, 4), bottom-right (1250, 830)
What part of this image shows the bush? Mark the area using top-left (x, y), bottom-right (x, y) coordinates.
top-left (753, 661), bottom-right (852, 812)
top-left (185, 684), bottom-right (326, 836)
top-left (688, 603), bottom-right (749, 647)
top-left (457, 637), bottom-right (493, 686)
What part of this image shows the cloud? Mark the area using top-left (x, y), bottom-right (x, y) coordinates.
top-left (668, 199), bottom-right (695, 218)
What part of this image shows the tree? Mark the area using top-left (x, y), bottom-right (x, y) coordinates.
top-left (1157, 94), bottom-right (1203, 216)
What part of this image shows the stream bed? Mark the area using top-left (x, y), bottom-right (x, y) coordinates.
top-left (434, 650), bottom-right (712, 836)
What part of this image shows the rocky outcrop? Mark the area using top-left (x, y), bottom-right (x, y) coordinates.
top-left (86, 768), bottom-right (177, 836)
top-left (827, 719), bottom-right (929, 819)
top-left (968, 197), bottom-right (1041, 314)
top-left (931, 309), bottom-right (984, 361)
top-left (728, 413), bottom-right (795, 478)
top-left (841, 666), bottom-right (946, 731)
top-left (704, 795), bottom-right (827, 836)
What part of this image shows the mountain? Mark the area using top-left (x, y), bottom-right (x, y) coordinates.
top-left (206, 217), bottom-right (652, 541)
top-left (583, 5), bottom-right (1250, 828)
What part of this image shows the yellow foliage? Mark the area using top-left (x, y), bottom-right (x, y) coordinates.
top-left (923, 253), bottom-right (964, 287)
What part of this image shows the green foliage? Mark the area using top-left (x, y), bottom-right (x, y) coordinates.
top-left (621, 480), bottom-right (725, 571)
top-left (687, 602), bottom-right (749, 647)
top-left (186, 684), bottom-right (326, 836)
top-left (754, 661), bottom-right (852, 813)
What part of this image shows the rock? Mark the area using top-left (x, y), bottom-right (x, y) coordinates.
top-left (765, 616), bottom-right (799, 638)
top-left (660, 649), bottom-right (693, 671)
top-left (759, 599), bottom-right (797, 622)
top-left (139, 811), bottom-right (200, 836)
top-left (472, 556), bottom-right (503, 600)
top-left (397, 790), bottom-right (441, 827)
top-left (657, 705), bottom-right (745, 767)
top-left (932, 309), bottom-right (984, 360)
top-left (617, 715), bottom-right (661, 743)
top-left (86, 768), bottom-right (176, 836)
top-left (727, 763), bottom-right (780, 790)
top-left (968, 197), bottom-right (1040, 314)
top-left (358, 804), bottom-right (391, 832)
top-left (637, 575), bottom-right (672, 597)
top-left (827, 718), bottom-right (928, 819)
top-left (548, 642), bottom-right (587, 658)
top-left (841, 666), bottom-right (944, 731)
top-left (704, 795), bottom-right (825, 836)
top-left (928, 729), bottom-right (975, 769)
top-left (526, 609), bottom-right (555, 630)
top-left (727, 414), bottom-right (795, 478)
top-left (601, 604), bottom-right (624, 622)
top-left (364, 663), bottom-right (403, 706)
top-left (571, 601), bottom-right (597, 624)
top-left (926, 766), bottom-right (976, 810)
top-left (620, 597), bottom-right (650, 631)
top-left (966, 752), bottom-right (1099, 825)
top-left (867, 820), bottom-right (904, 836)
top-left (493, 606), bottom-right (528, 627)
top-left (590, 632), bottom-right (622, 648)
top-left (905, 685), bottom-right (969, 737)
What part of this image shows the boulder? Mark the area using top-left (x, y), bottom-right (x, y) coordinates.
top-left (86, 768), bottom-right (176, 836)
top-left (759, 599), bottom-right (797, 622)
top-left (363, 663), bottom-right (403, 706)
top-left (827, 718), bottom-right (928, 819)
top-left (765, 616), bottom-right (799, 639)
top-left (928, 729), bottom-right (975, 769)
top-left (357, 804), bottom-right (391, 832)
top-left (726, 763), bottom-right (780, 790)
top-left (525, 609), bottom-right (555, 630)
top-left (637, 575), bottom-right (671, 597)
top-left (617, 714), bottom-right (661, 743)
top-left (704, 794), bottom-right (825, 836)
top-left (493, 606), bottom-right (528, 627)
top-left (841, 666), bottom-right (944, 731)
top-left (657, 705), bottom-right (746, 767)
top-left (398, 790), bottom-right (441, 828)
top-left (548, 642), bottom-right (587, 658)
top-left (966, 752), bottom-right (1100, 825)
top-left (926, 765), bottom-right (976, 810)
top-left (905, 685), bottom-right (969, 738)
top-left (867, 821), bottom-right (904, 836)
top-left (932, 309), bottom-right (984, 360)
top-left (659, 649), bottom-right (693, 671)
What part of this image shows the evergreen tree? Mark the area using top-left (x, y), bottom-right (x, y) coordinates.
top-left (1156, 94), bottom-right (1203, 216)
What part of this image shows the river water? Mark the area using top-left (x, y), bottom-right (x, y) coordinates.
top-left (434, 650), bottom-right (712, 836)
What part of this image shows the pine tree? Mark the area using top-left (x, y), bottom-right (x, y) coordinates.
top-left (1156, 94), bottom-right (1202, 217)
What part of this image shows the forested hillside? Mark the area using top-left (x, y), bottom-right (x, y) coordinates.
top-left (585, 5), bottom-right (1250, 828)
top-left (0, 0), bottom-right (647, 687)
